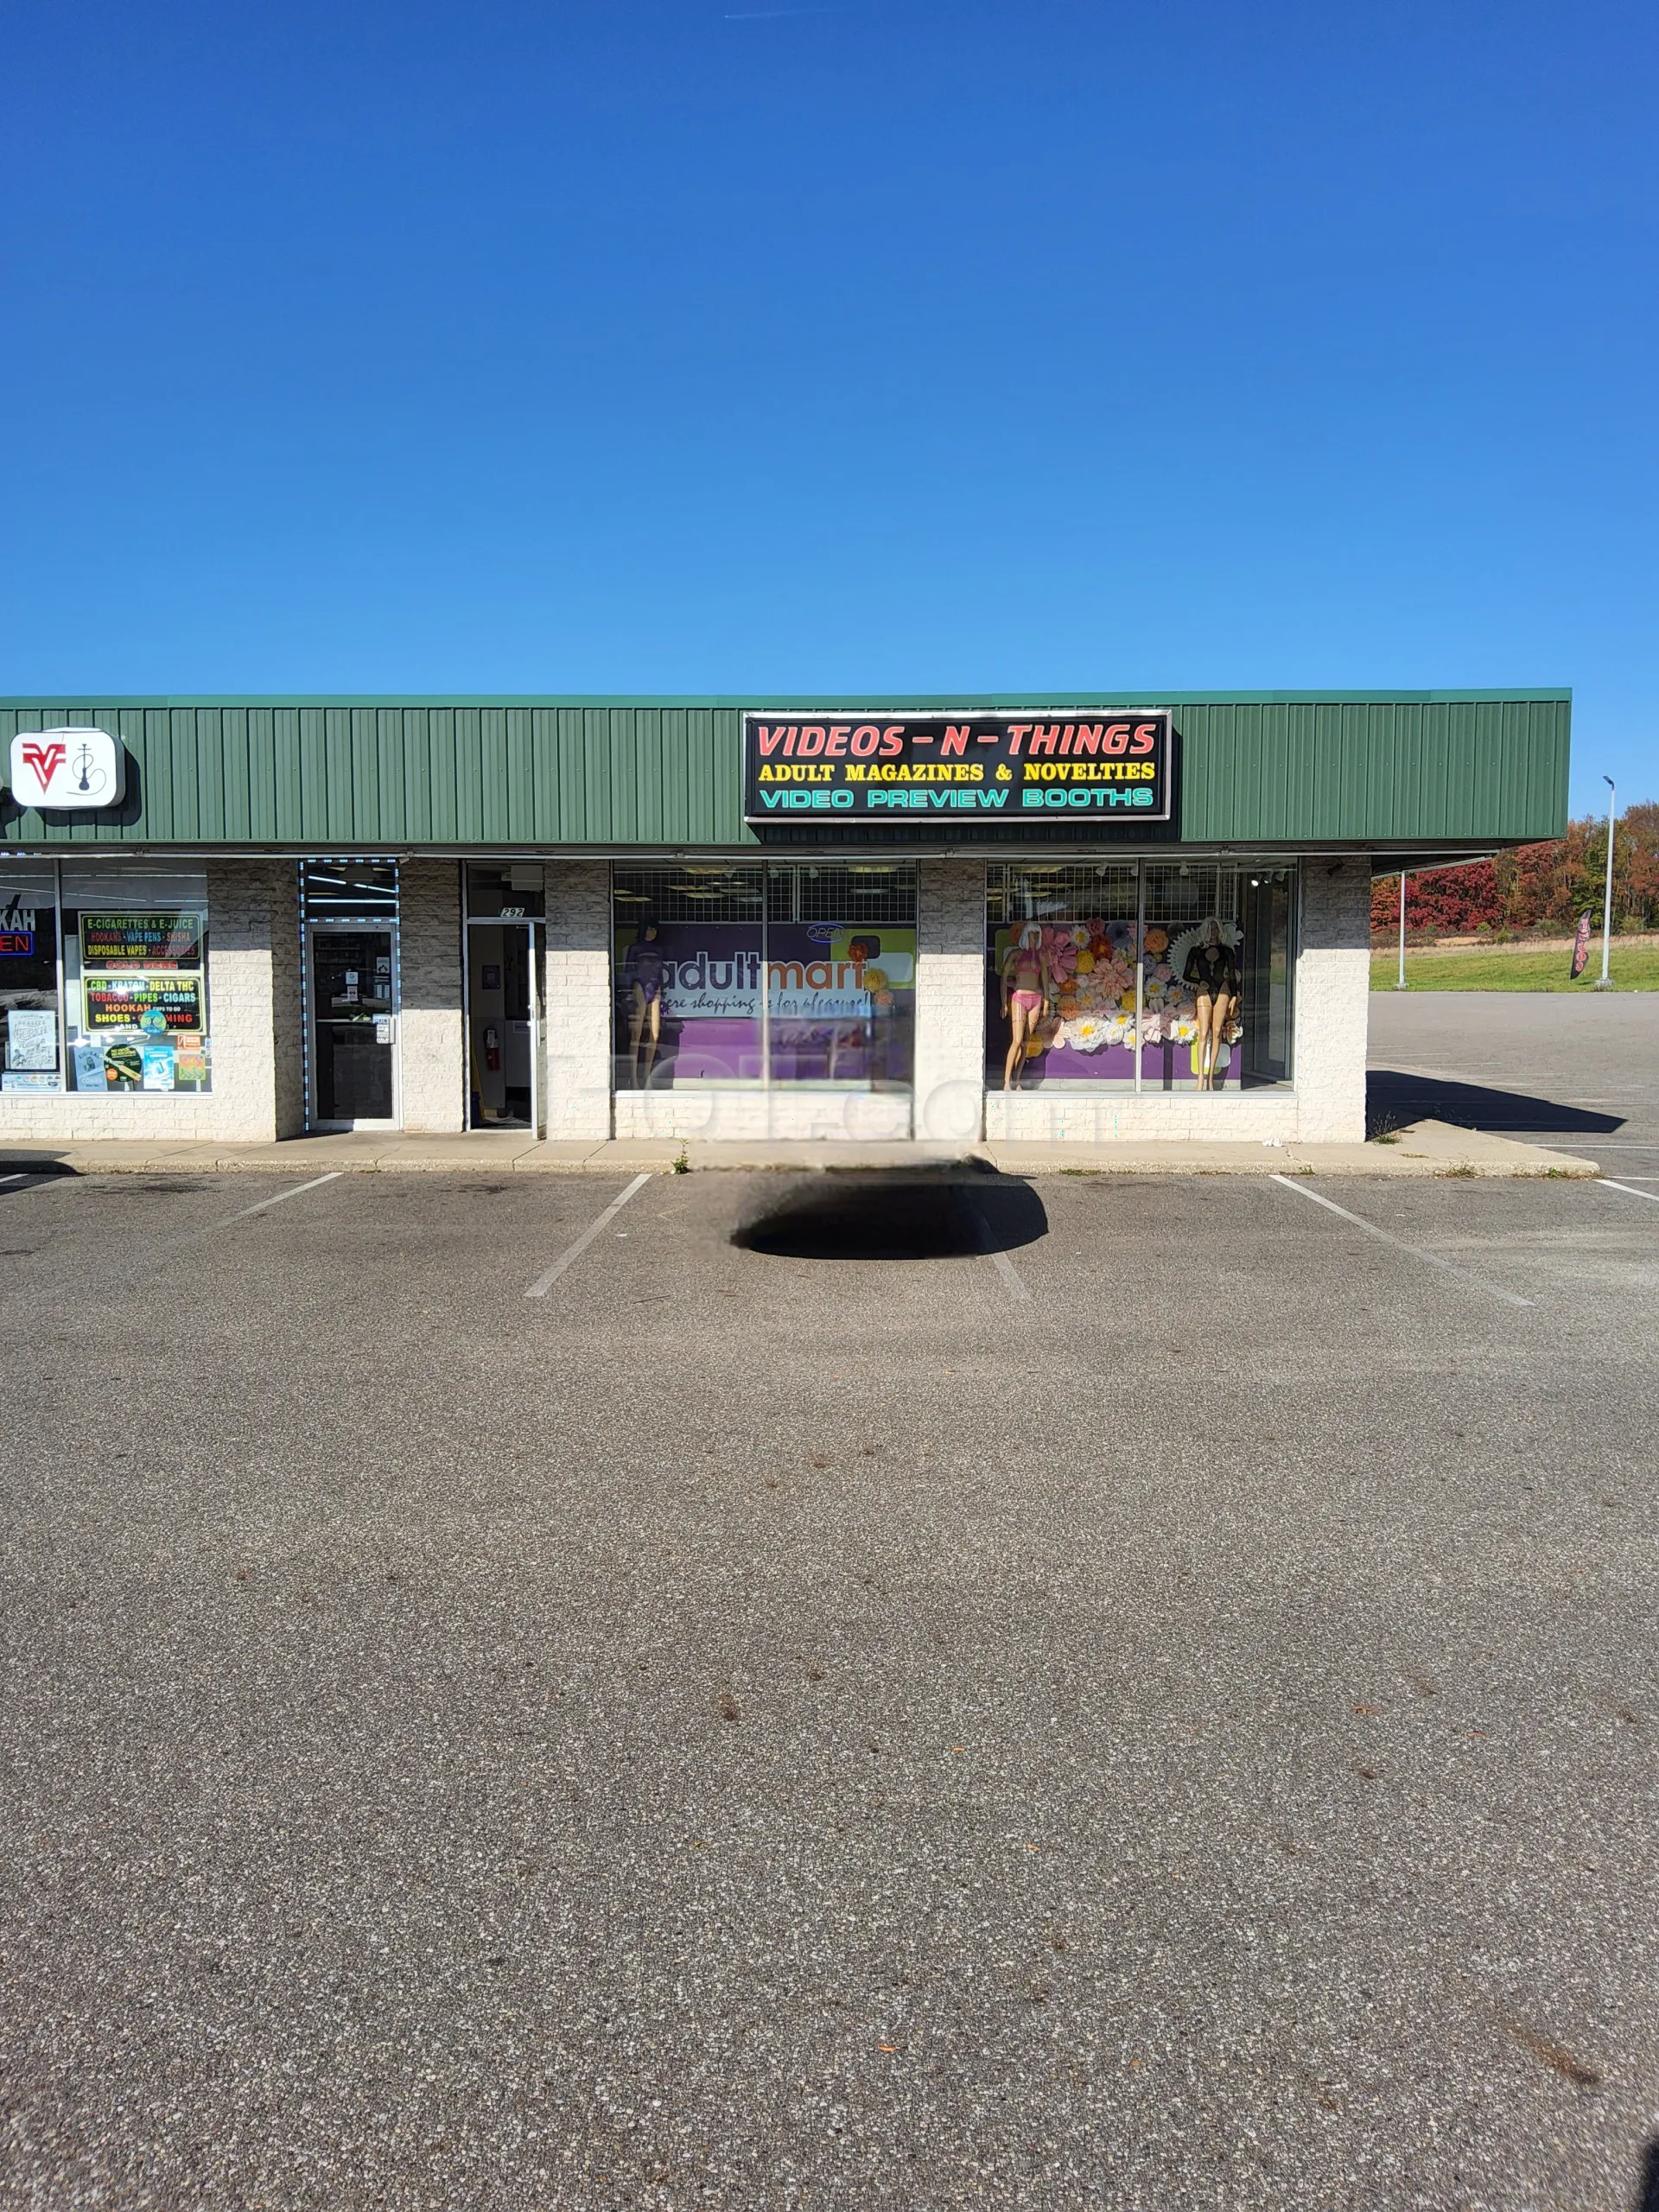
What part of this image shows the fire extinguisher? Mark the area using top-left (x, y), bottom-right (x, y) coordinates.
top-left (484, 1023), bottom-right (501, 1072)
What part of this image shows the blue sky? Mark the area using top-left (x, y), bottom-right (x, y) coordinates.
top-left (2, 0), bottom-right (1652, 813)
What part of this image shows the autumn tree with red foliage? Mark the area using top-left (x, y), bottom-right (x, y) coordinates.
top-left (1371, 804), bottom-right (1659, 938)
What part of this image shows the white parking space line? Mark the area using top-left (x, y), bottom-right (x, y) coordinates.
top-left (0, 1172), bottom-right (29, 1187)
top-left (525, 1173), bottom-right (652, 1298)
top-left (962, 1197), bottom-right (1033, 1304)
top-left (1268, 1175), bottom-right (1534, 1310)
top-left (1599, 1179), bottom-right (1659, 1206)
top-left (215, 1172), bottom-right (346, 1226)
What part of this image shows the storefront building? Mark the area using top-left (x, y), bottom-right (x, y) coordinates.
top-left (1, 694), bottom-right (1570, 1148)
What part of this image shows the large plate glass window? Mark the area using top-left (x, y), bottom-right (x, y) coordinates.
top-left (62, 868), bottom-right (211, 1094)
top-left (988, 863), bottom-right (1141, 1090)
top-left (0, 865), bottom-right (63, 1094)
top-left (987, 861), bottom-right (1295, 1092)
top-left (613, 867), bottom-right (764, 1090)
top-left (612, 863), bottom-right (916, 1094)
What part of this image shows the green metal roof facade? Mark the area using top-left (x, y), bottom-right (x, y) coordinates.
top-left (0, 693), bottom-right (1569, 852)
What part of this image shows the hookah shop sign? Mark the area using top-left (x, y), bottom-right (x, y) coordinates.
top-left (742, 710), bottom-right (1172, 826)
top-left (9, 728), bottom-right (126, 810)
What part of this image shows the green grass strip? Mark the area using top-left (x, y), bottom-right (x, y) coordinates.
top-left (1370, 946), bottom-right (1659, 992)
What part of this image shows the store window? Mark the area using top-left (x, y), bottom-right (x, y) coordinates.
top-left (61, 868), bottom-right (212, 1094)
top-left (613, 863), bottom-right (916, 1092)
top-left (987, 861), bottom-right (1295, 1093)
top-left (1, 866), bottom-right (63, 1095)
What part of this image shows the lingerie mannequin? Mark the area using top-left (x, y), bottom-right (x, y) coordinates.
top-left (999, 921), bottom-right (1046, 1091)
top-left (1182, 918), bottom-right (1242, 1090)
top-left (624, 922), bottom-right (664, 1086)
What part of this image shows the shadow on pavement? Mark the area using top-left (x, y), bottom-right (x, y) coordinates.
top-left (1368, 1069), bottom-right (1625, 1139)
top-left (0, 1167), bottom-right (74, 1197)
top-left (733, 1172), bottom-right (1048, 1262)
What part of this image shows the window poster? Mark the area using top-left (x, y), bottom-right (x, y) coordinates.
top-left (82, 976), bottom-right (203, 1033)
top-left (141, 1042), bottom-right (178, 1091)
top-left (171, 1038), bottom-right (210, 1089)
top-left (613, 918), bottom-right (917, 1090)
top-left (6, 1007), bottom-right (58, 1071)
top-left (765, 924), bottom-right (915, 1087)
top-left (78, 912), bottom-right (203, 970)
top-left (73, 1041), bottom-right (109, 1091)
top-left (615, 920), bottom-right (762, 1086)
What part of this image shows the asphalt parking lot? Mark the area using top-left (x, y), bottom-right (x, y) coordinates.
top-left (3, 1007), bottom-right (1657, 2211)
top-left (1369, 989), bottom-right (1659, 1154)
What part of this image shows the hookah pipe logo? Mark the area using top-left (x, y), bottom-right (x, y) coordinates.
top-left (69, 738), bottom-right (108, 796)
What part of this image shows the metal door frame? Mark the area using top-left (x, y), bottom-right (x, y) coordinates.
top-left (304, 918), bottom-right (402, 1131)
top-left (461, 916), bottom-right (543, 1137)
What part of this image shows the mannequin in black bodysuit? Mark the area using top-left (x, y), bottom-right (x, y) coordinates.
top-left (624, 922), bottom-right (665, 1087)
top-left (1182, 918), bottom-right (1242, 1090)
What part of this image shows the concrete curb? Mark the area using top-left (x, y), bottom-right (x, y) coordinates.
top-left (0, 1118), bottom-right (1599, 1179)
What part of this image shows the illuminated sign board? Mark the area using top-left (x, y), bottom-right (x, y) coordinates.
top-left (742, 710), bottom-right (1172, 826)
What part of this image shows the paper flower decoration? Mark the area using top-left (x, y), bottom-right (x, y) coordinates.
top-left (1041, 927), bottom-right (1077, 982)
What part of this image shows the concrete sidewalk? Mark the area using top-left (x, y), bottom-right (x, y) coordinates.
top-left (0, 1117), bottom-right (1599, 1179)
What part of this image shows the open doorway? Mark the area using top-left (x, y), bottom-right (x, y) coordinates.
top-left (464, 863), bottom-right (545, 1133)
top-left (467, 922), bottom-right (537, 1128)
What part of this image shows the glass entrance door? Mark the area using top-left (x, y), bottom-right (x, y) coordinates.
top-left (466, 920), bottom-right (540, 1130)
top-left (309, 924), bottom-right (399, 1128)
top-left (1241, 871), bottom-right (1294, 1085)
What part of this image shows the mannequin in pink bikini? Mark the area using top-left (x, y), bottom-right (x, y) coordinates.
top-left (1000, 922), bottom-right (1047, 1090)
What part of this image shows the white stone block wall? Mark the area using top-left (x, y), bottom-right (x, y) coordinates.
top-left (0, 857), bottom-right (300, 1143)
top-left (267, 861), bottom-right (305, 1137)
top-left (912, 859), bottom-right (986, 1141)
top-left (613, 1088), bottom-right (912, 1141)
top-left (397, 860), bottom-right (464, 1133)
top-left (986, 1089), bottom-right (1302, 1143)
top-left (545, 861), bottom-right (613, 1141)
top-left (1291, 855), bottom-right (1371, 1143)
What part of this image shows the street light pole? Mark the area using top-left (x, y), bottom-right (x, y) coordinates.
top-left (1396, 868), bottom-right (1408, 988)
top-left (1597, 775), bottom-right (1616, 990)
